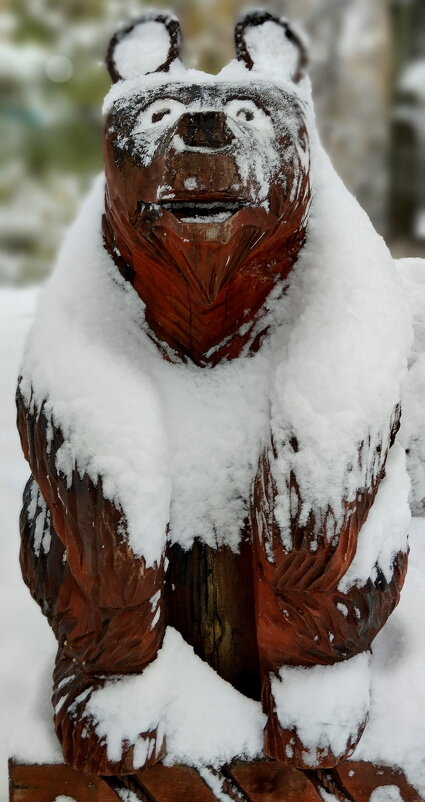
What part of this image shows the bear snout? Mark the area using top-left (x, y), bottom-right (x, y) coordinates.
top-left (173, 110), bottom-right (235, 151)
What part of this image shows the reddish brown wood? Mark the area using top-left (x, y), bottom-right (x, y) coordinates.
top-left (17, 396), bottom-right (166, 776)
top-left (333, 761), bottom-right (423, 802)
top-left (9, 760), bottom-right (425, 802)
top-left (8, 760), bottom-right (119, 802)
top-left (165, 535), bottom-right (261, 700)
top-left (229, 761), bottom-right (322, 801)
top-left (103, 86), bottom-right (310, 366)
top-left (134, 764), bottom-right (218, 801)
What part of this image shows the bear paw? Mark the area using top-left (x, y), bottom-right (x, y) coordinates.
top-left (52, 653), bottom-right (165, 776)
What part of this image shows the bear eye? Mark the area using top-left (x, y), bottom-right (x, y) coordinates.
top-left (236, 108), bottom-right (254, 122)
top-left (133, 98), bottom-right (186, 135)
top-left (225, 99), bottom-right (272, 133)
top-left (151, 108), bottom-right (171, 123)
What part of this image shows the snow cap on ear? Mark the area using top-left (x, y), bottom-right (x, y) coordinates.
top-left (106, 11), bottom-right (183, 82)
top-left (235, 10), bottom-right (308, 83)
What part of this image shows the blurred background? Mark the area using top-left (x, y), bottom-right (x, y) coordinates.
top-left (0, 0), bottom-right (424, 286)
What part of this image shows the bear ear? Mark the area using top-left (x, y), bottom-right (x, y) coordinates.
top-left (106, 12), bottom-right (183, 83)
top-left (234, 10), bottom-right (308, 84)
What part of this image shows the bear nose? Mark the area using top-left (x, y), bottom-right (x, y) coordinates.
top-left (174, 111), bottom-right (235, 149)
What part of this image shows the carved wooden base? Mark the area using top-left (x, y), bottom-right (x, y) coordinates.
top-left (9, 759), bottom-right (424, 802)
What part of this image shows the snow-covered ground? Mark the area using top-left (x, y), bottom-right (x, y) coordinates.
top-left (0, 287), bottom-right (56, 801)
top-left (2, 286), bottom-right (425, 800)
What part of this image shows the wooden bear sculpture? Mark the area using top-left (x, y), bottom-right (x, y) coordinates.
top-left (17, 10), bottom-right (412, 779)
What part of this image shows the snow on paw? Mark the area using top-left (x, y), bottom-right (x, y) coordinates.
top-left (52, 656), bottom-right (165, 776)
top-left (263, 653), bottom-right (371, 769)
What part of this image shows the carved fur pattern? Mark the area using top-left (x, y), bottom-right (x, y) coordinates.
top-left (17, 386), bottom-right (407, 773)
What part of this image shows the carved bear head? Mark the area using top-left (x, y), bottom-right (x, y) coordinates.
top-left (103, 11), bottom-right (312, 364)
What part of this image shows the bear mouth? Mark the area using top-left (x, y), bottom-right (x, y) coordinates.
top-left (159, 199), bottom-right (247, 224)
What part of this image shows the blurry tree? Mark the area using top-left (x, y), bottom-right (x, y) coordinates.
top-left (0, 0), bottom-right (423, 284)
top-left (390, 0), bottom-right (425, 245)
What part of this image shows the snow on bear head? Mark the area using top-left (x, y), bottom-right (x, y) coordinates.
top-left (102, 10), bottom-right (313, 363)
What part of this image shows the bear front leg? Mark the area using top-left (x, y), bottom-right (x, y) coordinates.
top-left (251, 444), bottom-right (408, 769)
top-left (18, 390), bottom-right (168, 775)
top-left (20, 474), bottom-right (166, 775)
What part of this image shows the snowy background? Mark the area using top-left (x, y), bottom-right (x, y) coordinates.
top-left (0, 0), bottom-right (424, 288)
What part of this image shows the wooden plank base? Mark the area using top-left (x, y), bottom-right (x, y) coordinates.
top-left (229, 761), bottom-right (322, 801)
top-left (8, 759), bottom-right (425, 802)
top-left (8, 760), bottom-right (119, 802)
top-left (124, 765), bottom-right (218, 801)
top-left (334, 761), bottom-right (423, 802)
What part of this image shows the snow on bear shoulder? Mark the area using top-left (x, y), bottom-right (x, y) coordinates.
top-left (20, 19), bottom-right (412, 566)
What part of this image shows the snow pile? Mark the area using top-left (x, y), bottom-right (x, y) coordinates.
top-left (268, 149), bottom-right (411, 543)
top-left (398, 258), bottom-right (425, 514)
top-left (19, 177), bottom-right (275, 558)
top-left (369, 789), bottom-right (403, 802)
top-left (19, 141), bottom-right (411, 561)
top-left (271, 652), bottom-right (371, 764)
top-left (4, 287), bottom-right (425, 798)
top-left (339, 443), bottom-right (410, 592)
top-left (26, 480), bottom-right (51, 557)
top-left (151, 354), bottom-right (270, 551)
top-left (353, 517), bottom-right (425, 793)
top-left (0, 286), bottom-right (60, 801)
top-left (84, 627), bottom-right (264, 770)
top-left (19, 180), bottom-right (171, 565)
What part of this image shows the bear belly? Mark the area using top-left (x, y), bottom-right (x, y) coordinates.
top-left (166, 533), bottom-right (262, 700)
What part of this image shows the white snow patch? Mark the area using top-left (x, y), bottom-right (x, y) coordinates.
top-left (369, 787), bottom-right (403, 802)
top-left (102, 57), bottom-right (312, 117)
top-left (112, 20), bottom-right (174, 81)
top-left (53, 797), bottom-right (78, 802)
top-left (19, 177), bottom-right (171, 565)
top-left (198, 767), bottom-right (234, 802)
top-left (184, 176), bottom-right (197, 190)
top-left (271, 652), bottom-right (371, 761)
top-left (318, 791), bottom-right (339, 802)
top-left (397, 258), bottom-right (425, 513)
top-left (85, 627), bottom-right (265, 769)
top-left (351, 519), bottom-right (425, 795)
top-left (243, 20), bottom-right (301, 83)
top-left (339, 443), bottom-right (411, 592)
top-left (268, 148), bottom-right (411, 543)
top-left (19, 145), bottom-right (411, 561)
top-left (116, 790), bottom-right (140, 802)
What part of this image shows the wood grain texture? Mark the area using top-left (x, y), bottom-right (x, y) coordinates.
top-left (134, 765), bottom-right (218, 801)
top-left (166, 535), bottom-right (261, 700)
top-left (229, 761), bottom-right (322, 801)
top-left (9, 761), bottom-right (120, 802)
top-left (10, 759), bottom-right (425, 801)
top-left (103, 82), bottom-right (311, 367)
top-left (333, 761), bottom-right (423, 802)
